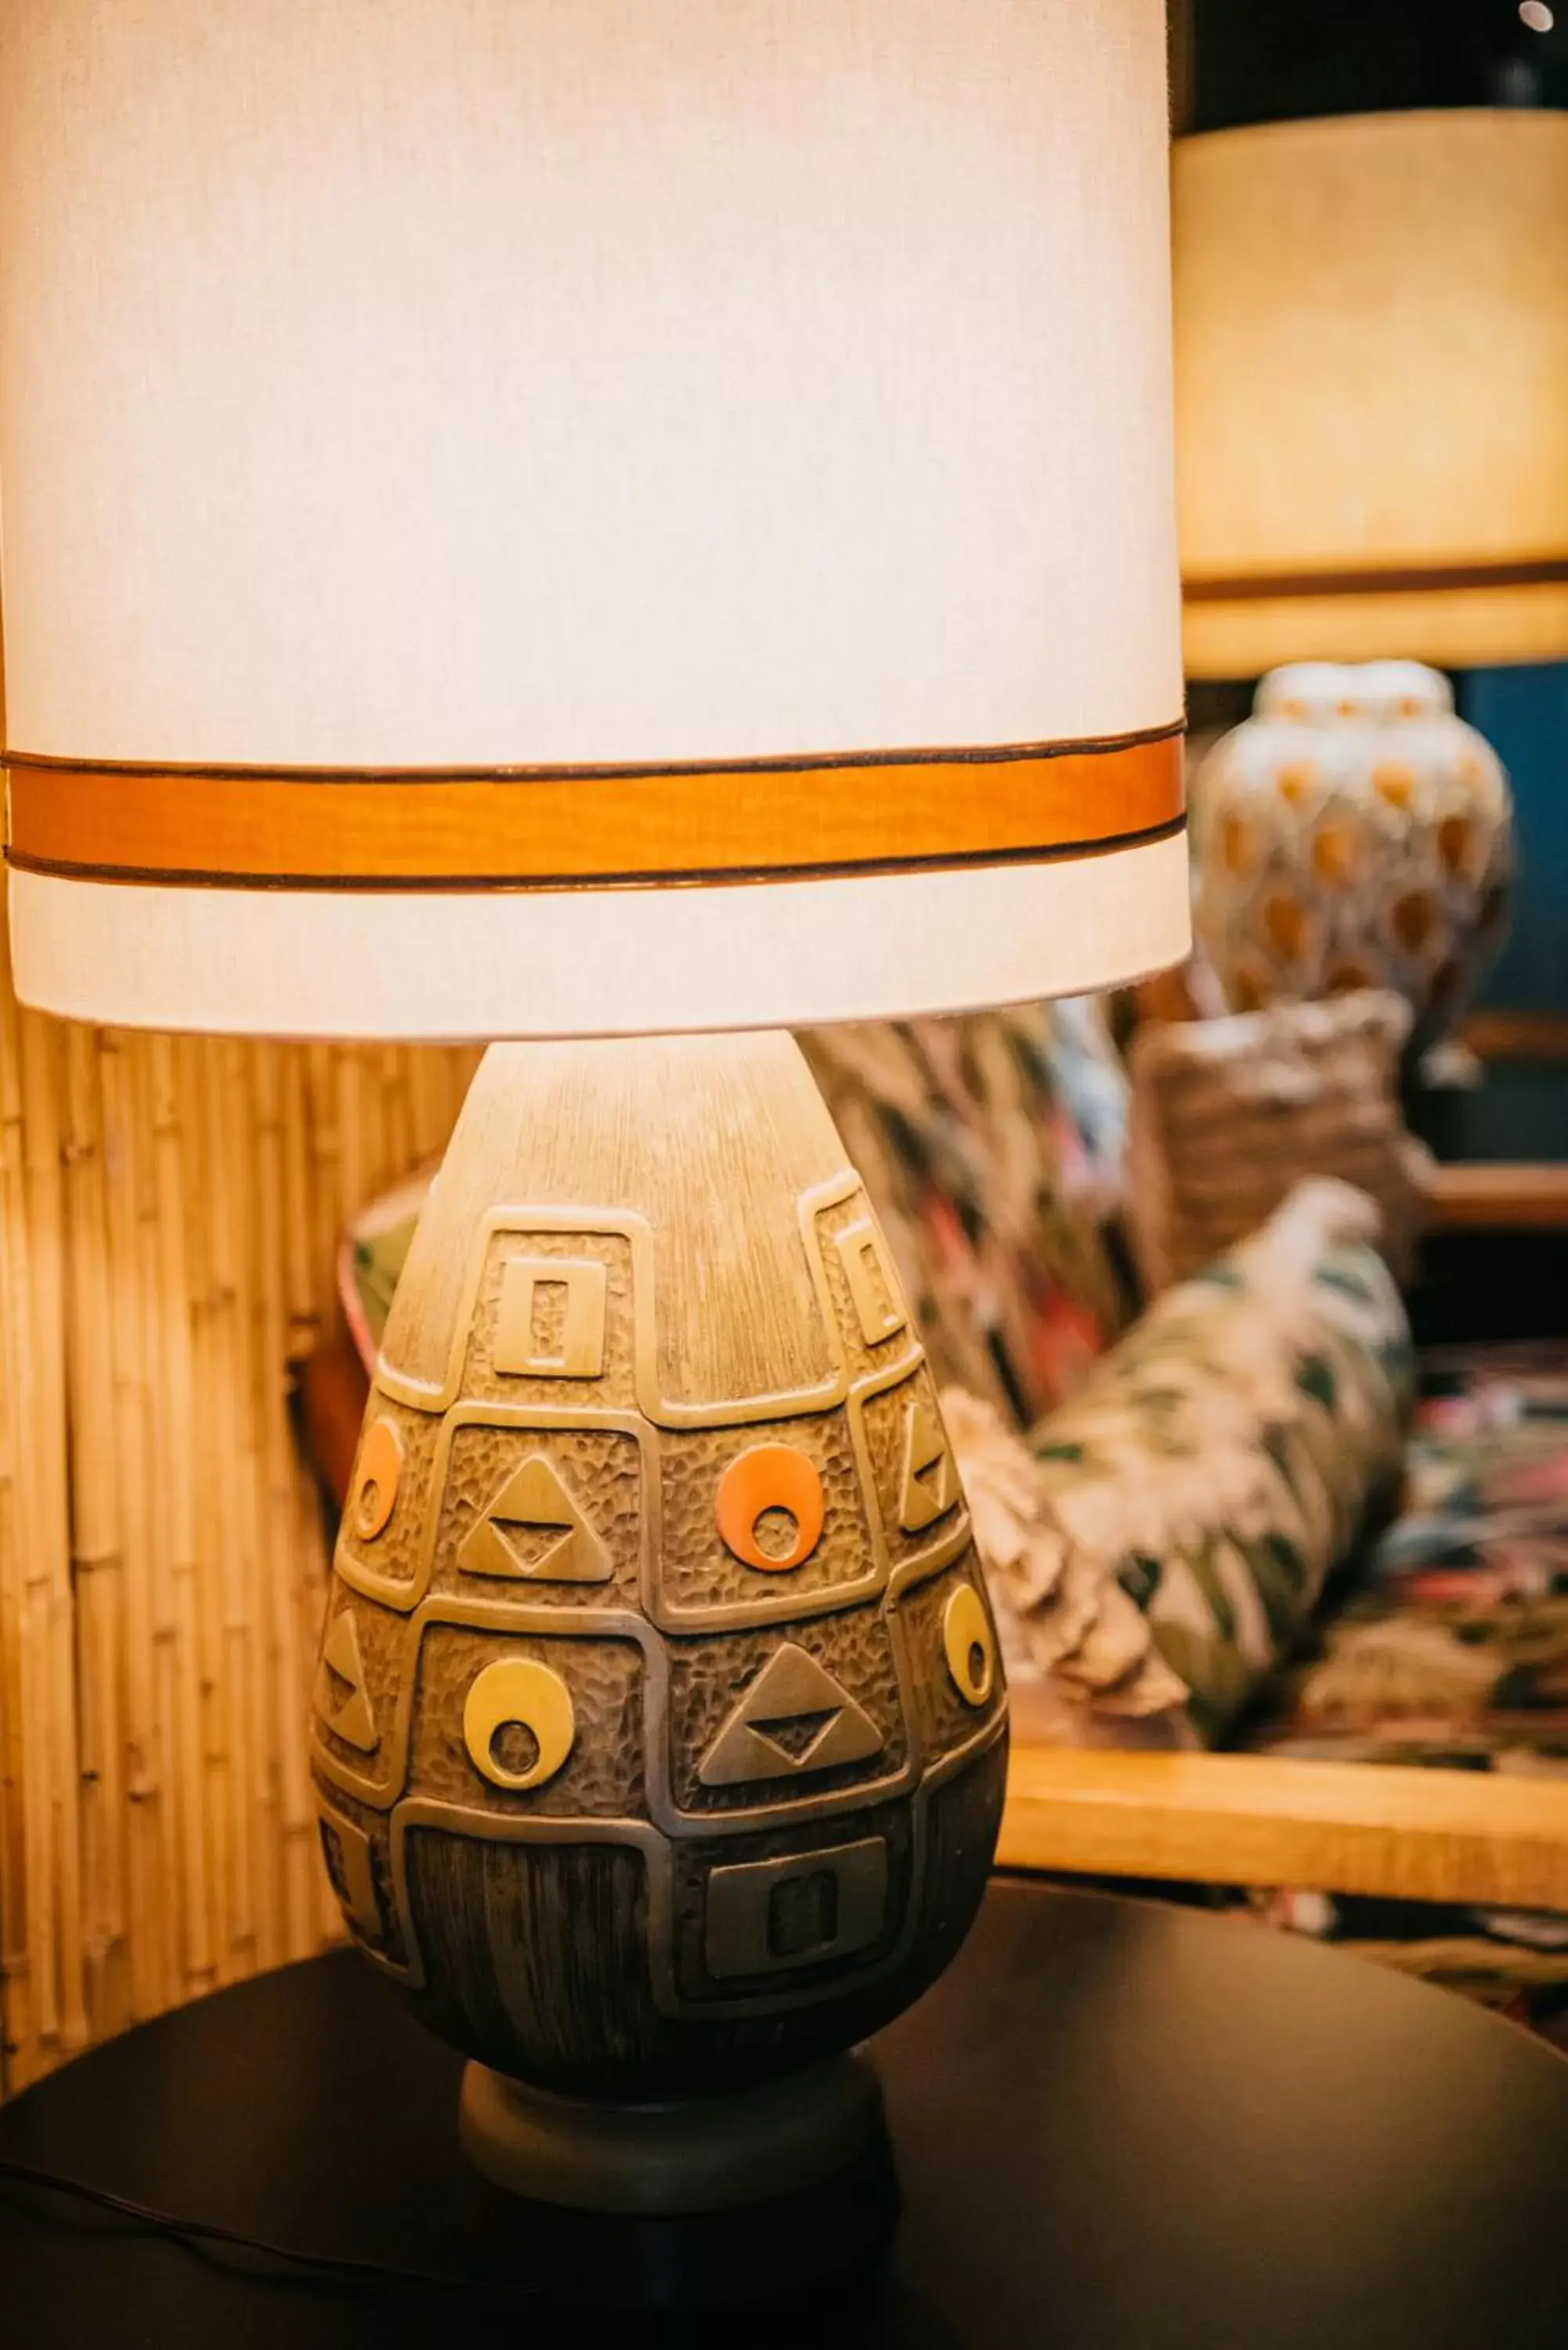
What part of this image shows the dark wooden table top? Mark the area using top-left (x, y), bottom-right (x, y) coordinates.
top-left (3, 1878), bottom-right (1567, 2348)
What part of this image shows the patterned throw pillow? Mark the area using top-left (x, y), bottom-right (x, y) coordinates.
top-left (1125, 991), bottom-right (1431, 1294)
top-left (801, 1003), bottom-right (1133, 1430)
top-left (958, 1180), bottom-right (1414, 1744)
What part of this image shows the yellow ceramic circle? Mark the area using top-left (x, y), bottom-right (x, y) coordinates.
top-left (942, 1584), bottom-right (996, 1709)
top-left (463, 1658), bottom-right (576, 1791)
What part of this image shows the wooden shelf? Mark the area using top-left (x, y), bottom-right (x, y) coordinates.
top-left (1000, 1744), bottom-right (1568, 1913)
top-left (1422, 1159), bottom-right (1568, 1233)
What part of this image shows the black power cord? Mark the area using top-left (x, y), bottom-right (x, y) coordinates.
top-left (0, 2152), bottom-right (538, 2308)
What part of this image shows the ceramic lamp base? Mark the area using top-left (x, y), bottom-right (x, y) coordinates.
top-left (459, 2049), bottom-right (886, 2215)
top-left (314, 1029), bottom-right (1006, 2303)
top-left (457, 2055), bottom-right (898, 2309)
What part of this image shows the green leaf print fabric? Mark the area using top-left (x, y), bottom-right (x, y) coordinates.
top-left (1018, 1180), bottom-right (1414, 1741)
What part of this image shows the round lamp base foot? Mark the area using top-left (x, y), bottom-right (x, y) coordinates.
top-left (460, 2050), bottom-right (885, 2214)
top-left (457, 2055), bottom-right (897, 2308)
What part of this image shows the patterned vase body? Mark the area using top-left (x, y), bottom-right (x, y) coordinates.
top-left (1192, 663), bottom-right (1513, 1053)
top-left (311, 1034), bottom-right (1007, 2101)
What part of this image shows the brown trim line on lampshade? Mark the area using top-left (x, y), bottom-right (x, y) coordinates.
top-left (1183, 556), bottom-right (1568, 605)
top-left (4, 725), bottom-right (1186, 891)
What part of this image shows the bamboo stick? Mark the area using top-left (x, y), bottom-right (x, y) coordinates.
top-left (255, 1046), bottom-right (320, 1960)
top-left (147, 1035), bottom-right (215, 2005)
top-left (305, 1045), bottom-right (344, 1325)
top-left (7, 1000), bottom-right (60, 2078)
top-left (0, 953), bottom-right (34, 2092)
top-left (199, 1039), bottom-right (258, 1987)
top-left (381, 1048), bottom-right (414, 1198)
top-left (61, 1025), bottom-right (131, 2041)
top-left (99, 1030), bottom-right (173, 2025)
top-left (336, 1050), bottom-right (374, 1256)
top-left (408, 1047), bottom-right (450, 1165)
top-left (18, 1009), bottom-right (89, 2063)
top-left (129, 1036), bottom-right (189, 2023)
top-left (181, 1036), bottom-right (244, 1998)
top-left (230, 1047), bottom-right (284, 1979)
top-left (280, 1047), bottom-right (317, 1364)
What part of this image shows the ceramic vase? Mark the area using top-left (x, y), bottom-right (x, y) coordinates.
top-left (1191, 661), bottom-right (1513, 1054)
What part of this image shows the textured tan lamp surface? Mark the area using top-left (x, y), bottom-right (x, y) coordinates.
top-left (0, 0), bottom-right (1186, 2237)
top-left (1175, 109), bottom-right (1568, 679)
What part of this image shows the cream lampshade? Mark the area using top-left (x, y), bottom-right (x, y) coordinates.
top-left (0, 0), bottom-right (1187, 2267)
top-left (1175, 109), bottom-right (1568, 681)
top-left (1, 0), bottom-right (1187, 1041)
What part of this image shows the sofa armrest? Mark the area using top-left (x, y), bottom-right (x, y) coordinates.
top-left (298, 1323), bottom-right (372, 1509)
top-left (999, 1746), bottom-right (1568, 1914)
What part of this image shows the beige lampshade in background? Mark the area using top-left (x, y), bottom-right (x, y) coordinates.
top-left (0, 0), bottom-right (1187, 1040)
top-left (1176, 109), bottom-right (1568, 681)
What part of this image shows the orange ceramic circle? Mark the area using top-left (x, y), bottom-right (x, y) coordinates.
top-left (716, 1444), bottom-right (826, 1574)
top-left (353, 1419), bottom-right (403, 1541)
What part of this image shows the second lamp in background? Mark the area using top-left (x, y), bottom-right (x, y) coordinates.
top-left (1176, 107), bottom-right (1568, 1050)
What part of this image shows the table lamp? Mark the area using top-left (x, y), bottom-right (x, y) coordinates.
top-left (0, 0), bottom-right (1186, 2275)
top-left (1172, 109), bottom-right (1568, 1046)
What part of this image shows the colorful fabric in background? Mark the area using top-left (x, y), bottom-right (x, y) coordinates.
top-left (341, 1004), bottom-right (1134, 1436)
top-left (1006, 1181), bottom-right (1414, 1743)
top-left (339, 1163), bottom-right (441, 1369)
top-left (1245, 1342), bottom-right (1568, 1764)
top-left (1240, 1341), bottom-right (1568, 2034)
top-left (802, 1003), bottom-right (1133, 1430)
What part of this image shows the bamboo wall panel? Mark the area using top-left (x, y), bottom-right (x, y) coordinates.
top-left (0, 901), bottom-right (479, 2092)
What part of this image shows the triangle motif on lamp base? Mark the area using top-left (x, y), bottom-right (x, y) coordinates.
top-left (699, 1643), bottom-right (883, 1788)
top-left (459, 1457), bottom-right (612, 1584)
top-left (317, 1611), bottom-right (378, 1754)
top-left (899, 1397), bottom-right (959, 1533)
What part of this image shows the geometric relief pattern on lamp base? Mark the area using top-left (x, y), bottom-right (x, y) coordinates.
top-left (313, 1115), bottom-right (1007, 2100)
